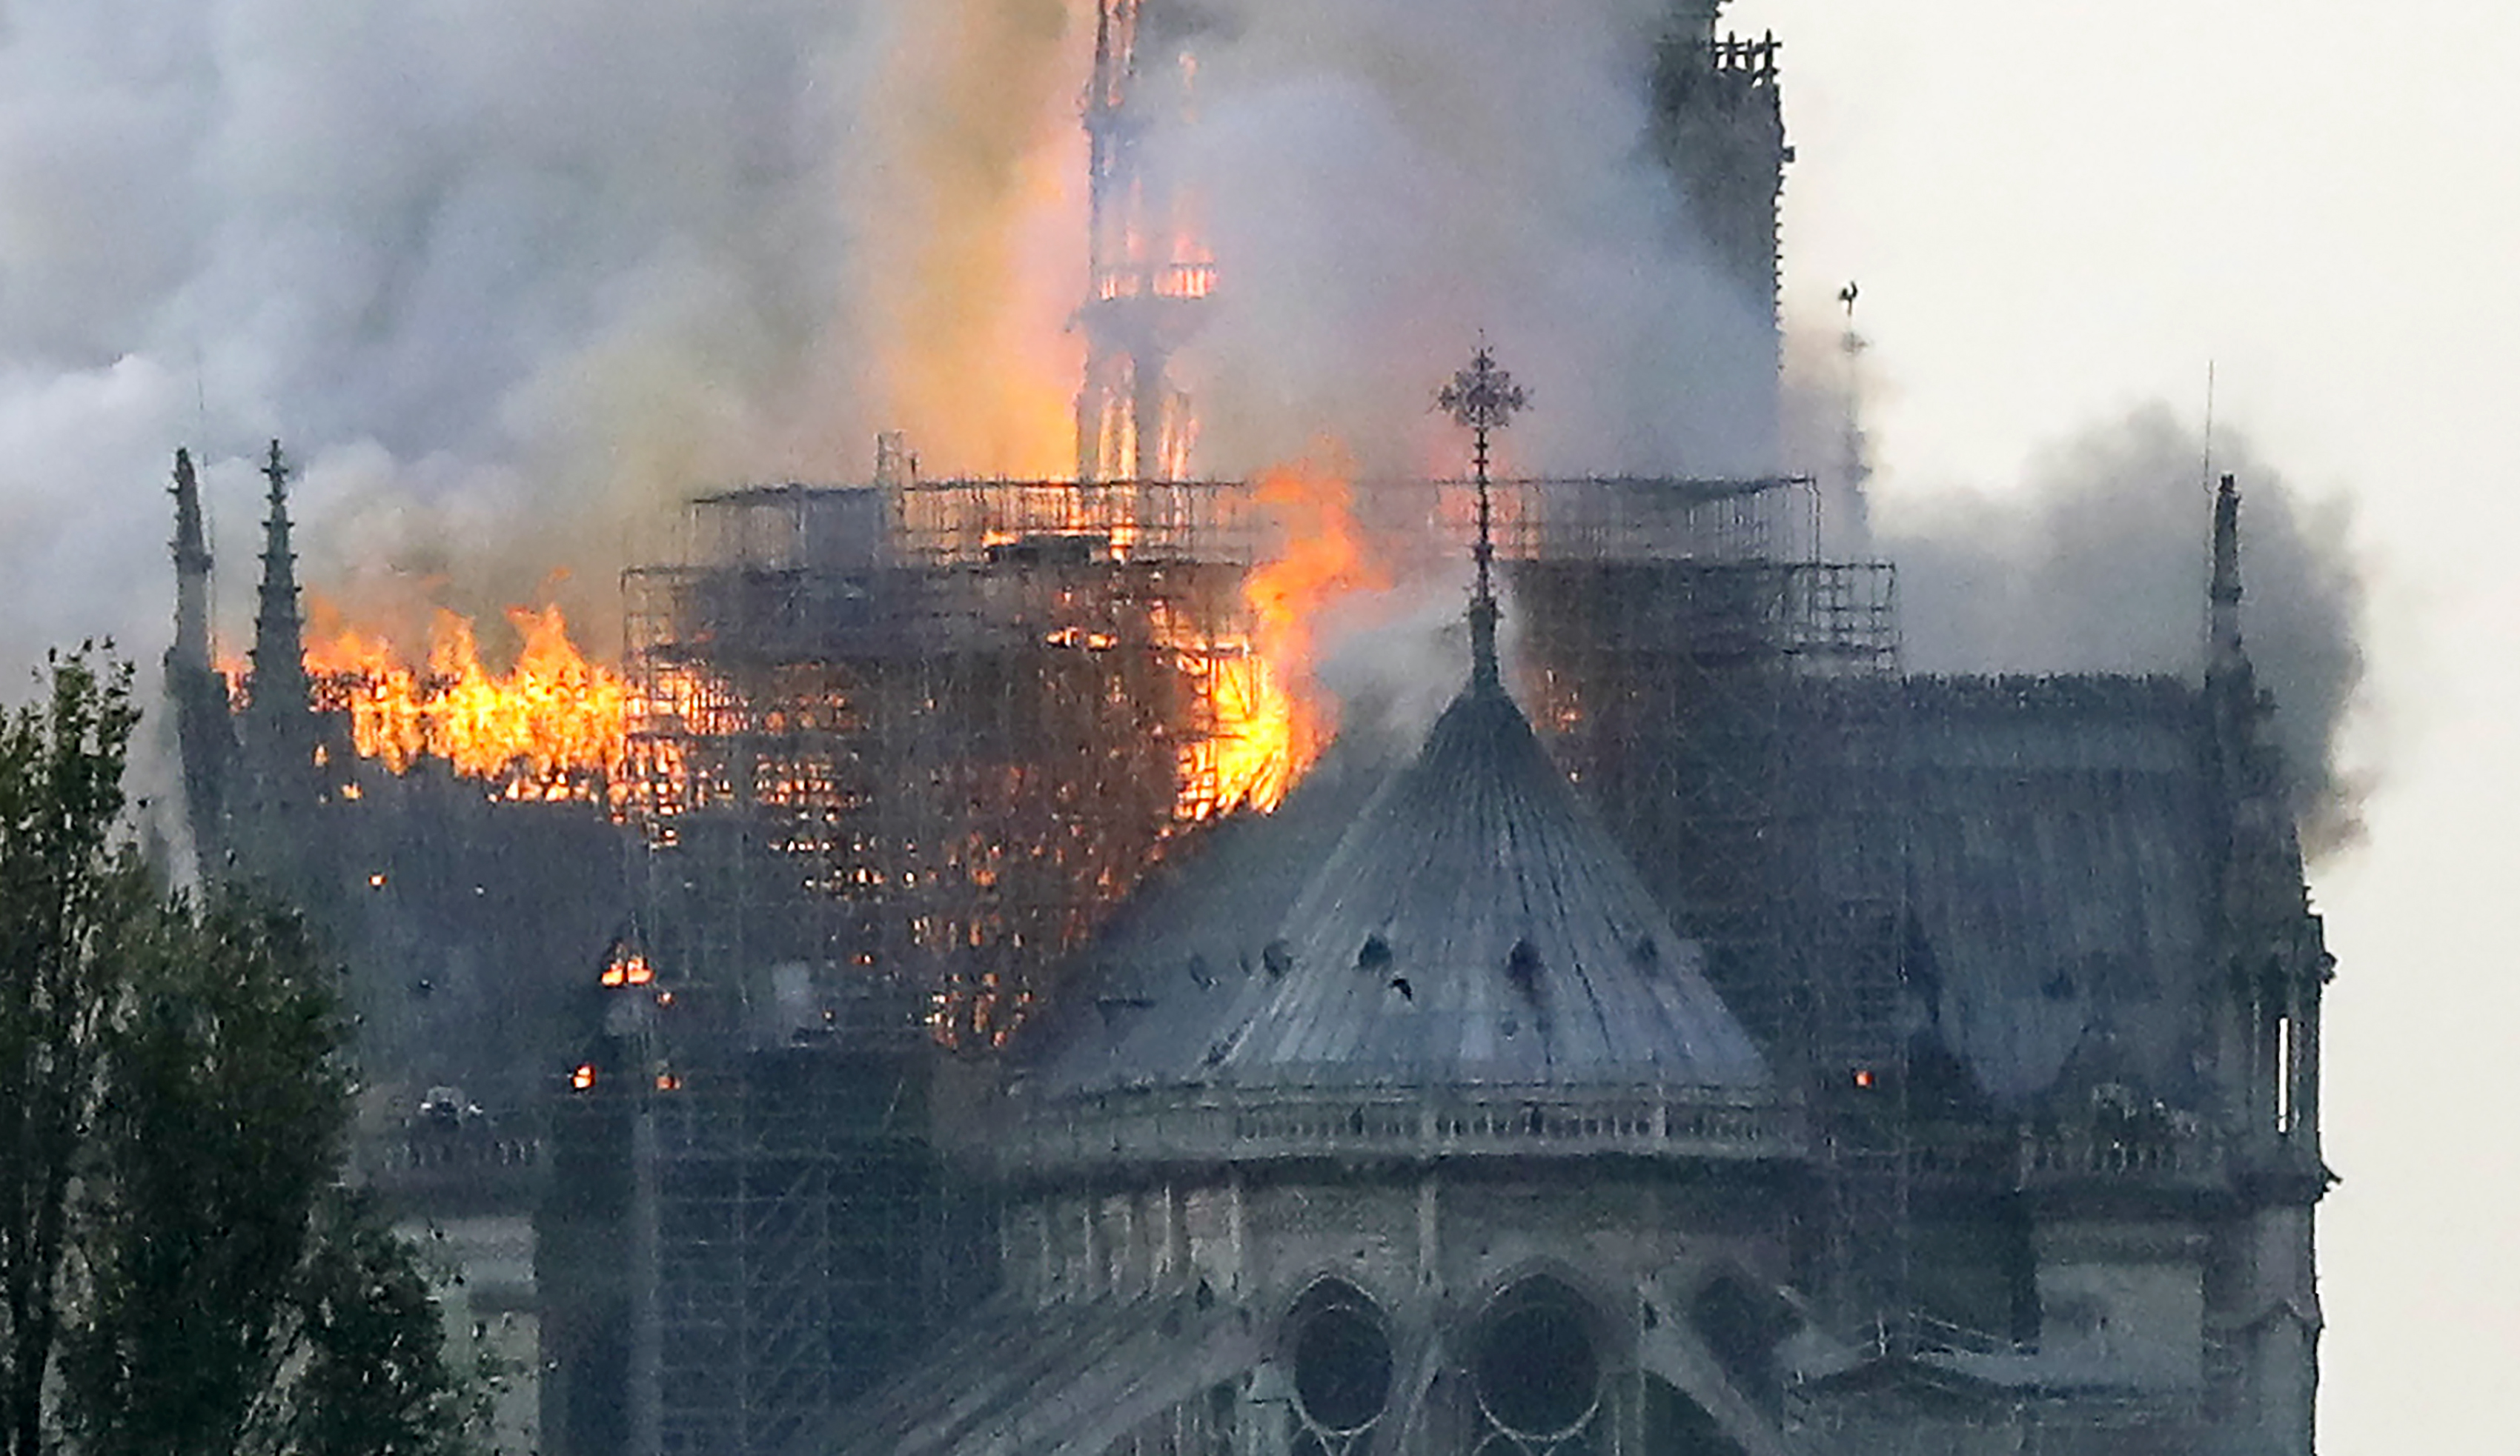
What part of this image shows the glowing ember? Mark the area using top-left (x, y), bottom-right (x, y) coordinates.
top-left (304, 597), bottom-right (629, 799)
top-left (1188, 458), bottom-right (1387, 816)
top-left (600, 946), bottom-right (654, 988)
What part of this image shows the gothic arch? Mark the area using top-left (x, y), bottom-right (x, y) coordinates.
top-left (1278, 1276), bottom-right (1399, 1455)
top-left (1466, 1272), bottom-right (1617, 1452)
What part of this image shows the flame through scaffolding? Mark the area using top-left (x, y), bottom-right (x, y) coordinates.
top-left (1193, 460), bottom-right (1388, 815)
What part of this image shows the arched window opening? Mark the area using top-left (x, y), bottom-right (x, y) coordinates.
top-left (1286, 1279), bottom-right (1394, 1452)
top-left (1472, 1277), bottom-right (1604, 1448)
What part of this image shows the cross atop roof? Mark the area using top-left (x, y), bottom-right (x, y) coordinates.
top-left (1437, 345), bottom-right (1528, 691)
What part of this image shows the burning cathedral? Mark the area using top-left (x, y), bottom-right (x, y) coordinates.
top-left (164, 4), bottom-right (2332, 1455)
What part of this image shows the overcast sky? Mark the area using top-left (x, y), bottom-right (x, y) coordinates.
top-left (1734, 3), bottom-right (2512, 1450)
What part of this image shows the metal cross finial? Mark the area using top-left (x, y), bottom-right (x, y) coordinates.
top-left (262, 439), bottom-right (291, 505)
top-left (1437, 345), bottom-right (1527, 691)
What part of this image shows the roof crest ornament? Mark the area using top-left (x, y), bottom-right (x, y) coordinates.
top-left (1437, 342), bottom-right (1528, 691)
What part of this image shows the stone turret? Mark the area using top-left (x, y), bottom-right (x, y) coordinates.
top-left (231, 439), bottom-right (328, 900)
top-left (164, 448), bottom-right (236, 871)
top-left (2204, 472), bottom-right (2332, 1455)
top-left (169, 448), bottom-right (213, 674)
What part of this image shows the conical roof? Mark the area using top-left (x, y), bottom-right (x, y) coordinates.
top-left (1204, 671), bottom-right (1770, 1088)
top-left (1029, 669), bottom-right (1771, 1097)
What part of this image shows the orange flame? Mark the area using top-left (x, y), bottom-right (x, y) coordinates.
top-left (1187, 457), bottom-right (1388, 816)
top-left (304, 597), bottom-right (628, 799)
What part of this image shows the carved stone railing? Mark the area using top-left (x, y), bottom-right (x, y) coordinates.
top-left (362, 1134), bottom-right (545, 1212)
top-left (2015, 1122), bottom-right (2225, 1190)
top-left (1910, 1120), bottom-right (2228, 1194)
top-left (996, 1082), bottom-right (1801, 1178)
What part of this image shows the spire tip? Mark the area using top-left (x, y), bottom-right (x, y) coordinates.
top-left (1438, 345), bottom-right (1528, 691)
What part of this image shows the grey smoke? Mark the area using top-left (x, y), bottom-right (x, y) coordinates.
top-left (1876, 405), bottom-right (2370, 859)
top-left (0, 0), bottom-right (881, 675)
top-left (0, 5), bottom-right (2367, 862)
top-left (0, 0), bottom-right (1771, 682)
top-left (1315, 576), bottom-right (1481, 760)
top-left (1167, 0), bottom-right (1776, 479)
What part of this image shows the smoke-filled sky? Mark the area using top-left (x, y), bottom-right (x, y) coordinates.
top-left (0, 1), bottom-right (2492, 1448)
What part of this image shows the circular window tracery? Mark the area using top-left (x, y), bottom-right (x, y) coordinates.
top-left (1472, 1277), bottom-right (1605, 1447)
top-left (1286, 1279), bottom-right (1394, 1448)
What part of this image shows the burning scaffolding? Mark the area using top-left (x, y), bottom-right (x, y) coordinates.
top-left (620, 477), bottom-right (1273, 1051)
top-left (600, 457), bottom-right (1897, 1048)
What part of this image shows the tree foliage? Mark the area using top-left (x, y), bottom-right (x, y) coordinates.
top-left (0, 650), bottom-right (485, 1455)
top-left (66, 894), bottom-right (347, 1454)
top-left (0, 651), bottom-right (146, 1456)
top-left (287, 1191), bottom-right (485, 1456)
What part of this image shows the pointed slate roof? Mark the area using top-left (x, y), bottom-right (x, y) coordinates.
top-left (1028, 665), bottom-right (1771, 1099)
top-left (1203, 670), bottom-right (1771, 1088)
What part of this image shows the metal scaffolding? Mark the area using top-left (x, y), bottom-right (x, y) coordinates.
top-left (592, 471), bottom-right (1914, 1454)
top-left (620, 480), bottom-right (1264, 1051)
top-left (643, 1046), bottom-right (969, 1456)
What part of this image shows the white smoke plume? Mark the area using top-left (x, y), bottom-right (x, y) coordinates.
top-left (1876, 406), bottom-right (2370, 859)
top-left (1174, 0), bottom-right (1774, 479)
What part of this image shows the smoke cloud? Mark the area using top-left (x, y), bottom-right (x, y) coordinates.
top-left (0, 0), bottom-right (1777, 679)
top-left (0, 0), bottom-right (1098, 684)
top-left (1174, 0), bottom-right (1775, 479)
top-left (1, 4), bottom-right (2362, 859)
top-left (1874, 405), bottom-right (2370, 859)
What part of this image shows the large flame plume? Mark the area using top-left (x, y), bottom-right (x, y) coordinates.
top-left (295, 459), bottom-right (1381, 831)
top-left (1191, 456), bottom-right (1388, 814)
top-left (302, 597), bottom-right (629, 800)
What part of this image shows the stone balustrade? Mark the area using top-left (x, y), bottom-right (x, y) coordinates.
top-left (998, 1082), bottom-right (1803, 1177)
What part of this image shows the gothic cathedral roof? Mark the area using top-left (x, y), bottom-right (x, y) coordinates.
top-left (1029, 662), bottom-right (1771, 1098)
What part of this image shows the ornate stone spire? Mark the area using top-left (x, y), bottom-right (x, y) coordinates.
top-left (1437, 345), bottom-right (1527, 692)
top-left (249, 439), bottom-right (308, 712)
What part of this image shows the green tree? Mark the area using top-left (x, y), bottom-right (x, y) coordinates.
top-left (0, 649), bottom-right (485, 1455)
top-left (64, 894), bottom-right (345, 1455)
top-left (0, 652), bottom-right (146, 1456)
top-left (286, 1190), bottom-right (486, 1456)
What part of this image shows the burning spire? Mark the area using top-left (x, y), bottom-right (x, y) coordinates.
top-left (1076, 0), bottom-right (1210, 482)
top-left (1439, 345), bottom-right (1528, 691)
